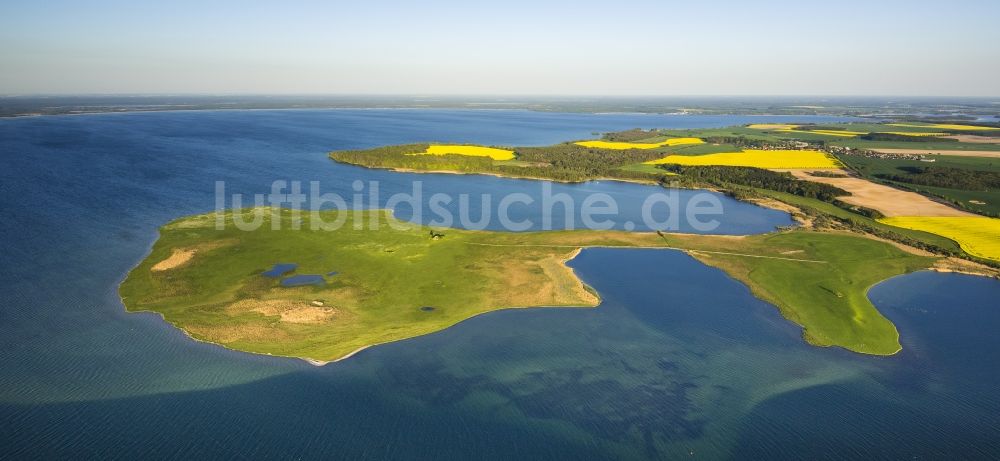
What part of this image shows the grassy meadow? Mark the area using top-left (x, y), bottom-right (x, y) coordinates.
top-left (121, 209), bottom-right (936, 362)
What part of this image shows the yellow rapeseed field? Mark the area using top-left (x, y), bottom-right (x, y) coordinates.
top-left (574, 137), bottom-right (704, 150)
top-left (644, 149), bottom-right (841, 169)
top-left (888, 123), bottom-right (999, 132)
top-left (879, 216), bottom-right (1000, 261)
top-left (785, 129), bottom-right (866, 137)
top-left (417, 145), bottom-right (516, 160)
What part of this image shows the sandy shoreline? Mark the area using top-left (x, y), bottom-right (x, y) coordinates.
top-left (306, 345), bottom-right (372, 365)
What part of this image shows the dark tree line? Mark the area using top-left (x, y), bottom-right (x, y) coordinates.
top-left (602, 128), bottom-right (663, 142)
top-left (876, 166), bottom-right (1000, 191)
top-left (859, 133), bottom-right (957, 143)
top-left (659, 165), bottom-right (849, 201)
top-left (701, 136), bottom-right (806, 149)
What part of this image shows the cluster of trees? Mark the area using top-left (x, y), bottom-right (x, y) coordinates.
top-left (602, 128), bottom-right (662, 142)
top-left (805, 170), bottom-right (848, 178)
top-left (701, 136), bottom-right (806, 149)
top-left (859, 133), bottom-right (955, 143)
top-left (491, 164), bottom-right (658, 182)
top-left (516, 144), bottom-right (662, 170)
top-left (828, 199), bottom-right (884, 219)
top-left (496, 142), bottom-right (677, 181)
top-left (660, 164), bottom-right (887, 218)
top-left (876, 166), bottom-right (1000, 191)
top-left (659, 165), bottom-right (849, 201)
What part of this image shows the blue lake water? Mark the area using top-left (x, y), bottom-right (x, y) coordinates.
top-left (263, 263), bottom-right (298, 278)
top-left (280, 274), bottom-right (326, 287)
top-left (1, 109), bottom-right (999, 459)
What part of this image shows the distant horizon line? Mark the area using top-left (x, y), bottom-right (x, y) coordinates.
top-left (3, 93), bottom-right (1000, 100)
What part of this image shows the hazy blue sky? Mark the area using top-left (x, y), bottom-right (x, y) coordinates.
top-left (2, 0), bottom-right (999, 96)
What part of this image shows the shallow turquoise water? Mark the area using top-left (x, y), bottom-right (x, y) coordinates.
top-left (1, 109), bottom-right (998, 459)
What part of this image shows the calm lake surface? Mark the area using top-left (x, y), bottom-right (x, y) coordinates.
top-left (1, 109), bottom-right (999, 459)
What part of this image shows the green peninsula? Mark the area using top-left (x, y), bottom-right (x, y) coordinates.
top-left (121, 209), bottom-right (935, 363)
